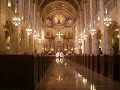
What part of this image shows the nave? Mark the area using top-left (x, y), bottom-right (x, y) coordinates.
top-left (38, 58), bottom-right (120, 90)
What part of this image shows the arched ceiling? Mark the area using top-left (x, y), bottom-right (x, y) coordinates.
top-left (39, 0), bottom-right (80, 12)
top-left (41, 1), bottom-right (77, 23)
top-left (38, 0), bottom-right (82, 39)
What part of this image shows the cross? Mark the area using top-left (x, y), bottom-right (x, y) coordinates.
top-left (56, 31), bottom-right (63, 40)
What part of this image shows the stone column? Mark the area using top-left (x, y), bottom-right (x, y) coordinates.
top-left (24, 31), bottom-right (28, 54)
top-left (86, 37), bottom-right (90, 55)
top-left (17, 0), bottom-right (22, 53)
top-left (105, 27), bottom-right (113, 55)
top-left (99, 0), bottom-right (105, 54)
top-left (0, 0), bottom-right (6, 54)
top-left (91, 35), bottom-right (94, 54)
top-left (118, 28), bottom-right (120, 51)
top-left (93, 34), bottom-right (99, 55)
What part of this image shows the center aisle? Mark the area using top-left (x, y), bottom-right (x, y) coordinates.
top-left (38, 58), bottom-right (120, 90)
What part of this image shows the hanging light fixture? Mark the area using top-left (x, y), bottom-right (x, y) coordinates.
top-left (12, 16), bottom-right (21, 26)
top-left (104, 17), bottom-right (112, 26)
top-left (26, 25), bottom-right (32, 35)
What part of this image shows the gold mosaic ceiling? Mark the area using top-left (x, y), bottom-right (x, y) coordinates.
top-left (39, 0), bottom-right (83, 39)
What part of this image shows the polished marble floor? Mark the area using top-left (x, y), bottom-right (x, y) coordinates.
top-left (38, 58), bottom-right (120, 90)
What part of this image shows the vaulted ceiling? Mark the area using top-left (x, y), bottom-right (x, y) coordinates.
top-left (38, 0), bottom-right (84, 40)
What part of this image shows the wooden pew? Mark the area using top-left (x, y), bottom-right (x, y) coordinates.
top-left (90, 55), bottom-right (94, 71)
top-left (94, 55), bottom-right (100, 73)
top-left (64, 55), bottom-right (78, 64)
top-left (100, 55), bottom-right (108, 76)
top-left (0, 55), bottom-right (55, 89)
top-left (86, 55), bottom-right (90, 69)
top-left (108, 55), bottom-right (119, 80)
top-left (0, 55), bottom-right (35, 89)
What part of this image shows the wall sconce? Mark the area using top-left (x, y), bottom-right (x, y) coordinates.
top-left (117, 35), bottom-right (120, 38)
top-left (83, 34), bottom-right (87, 40)
top-left (64, 49), bottom-right (67, 51)
top-left (90, 28), bottom-right (96, 36)
top-left (78, 38), bottom-right (82, 43)
top-left (51, 48), bottom-right (54, 51)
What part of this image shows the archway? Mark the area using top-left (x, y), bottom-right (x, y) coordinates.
top-left (4, 20), bottom-right (13, 54)
top-left (110, 21), bottom-right (119, 54)
top-left (4, 20), bottom-right (16, 54)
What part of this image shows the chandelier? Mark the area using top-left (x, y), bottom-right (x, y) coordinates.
top-left (26, 26), bottom-right (32, 35)
top-left (12, 17), bottom-right (21, 26)
top-left (104, 17), bottom-right (111, 26)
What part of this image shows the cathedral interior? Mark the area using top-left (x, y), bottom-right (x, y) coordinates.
top-left (0, 0), bottom-right (120, 90)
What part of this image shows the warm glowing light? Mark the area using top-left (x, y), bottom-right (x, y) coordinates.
top-left (41, 30), bottom-right (44, 40)
top-left (98, 16), bottom-right (100, 20)
top-left (26, 26), bottom-right (32, 35)
top-left (12, 17), bottom-right (21, 26)
top-left (83, 34), bottom-right (87, 40)
top-left (115, 29), bottom-right (119, 31)
top-left (56, 76), bottom-right (63, 82)
top-left (64, 49), bottom-right (67, 51)
top-left (51, 48), bottom-right (54, 51)
top-left (90, 28), bottom-right (96, 36)
top-left (83, 78), bottom-right (87, 85)
top-left (104, 17), bottom-right (111, 26)
top-left (90, 84), bottom-right (96, 90)
top-left (71, 48), bottom-right (73, 51)
top-left (38, 38), bottom-right (41, 43)
top-left (117, 35), bottom-right (120, 38)
top-left (78, 73), bottom-right (82, 77)
top-left (56, 31), bottom-right (63, 40)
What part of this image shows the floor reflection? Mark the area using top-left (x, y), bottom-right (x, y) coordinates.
top-left (38, 58), bottom-right (120, 90)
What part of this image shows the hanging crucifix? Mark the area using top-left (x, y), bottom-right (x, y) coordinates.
top-left (56, 31), bottom-right (63, 40)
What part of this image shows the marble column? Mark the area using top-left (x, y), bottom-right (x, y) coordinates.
top-left (17, 0), bottom-right (22, 53)
top-left (119, 29), bottom-right (120, 51)
top-left (93, 34), bottom-right (99, 56)
top-left (99, 0), bottom-right (105, 54)
top-left (0, 0), bottom-right (6, 54)
top-left (105, 27), bottom-right (113, 55)
top-left (91, 35), bottom-right (94, 55)
top-left (86, 37), bottom-right (90, 55)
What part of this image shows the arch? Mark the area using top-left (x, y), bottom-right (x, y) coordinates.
top-left (41, 1), bottom-right (77, 22)
top-left (109, 21), bottom-right (119, 54)
top-left (4, 20), bottom-right (16, 54)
